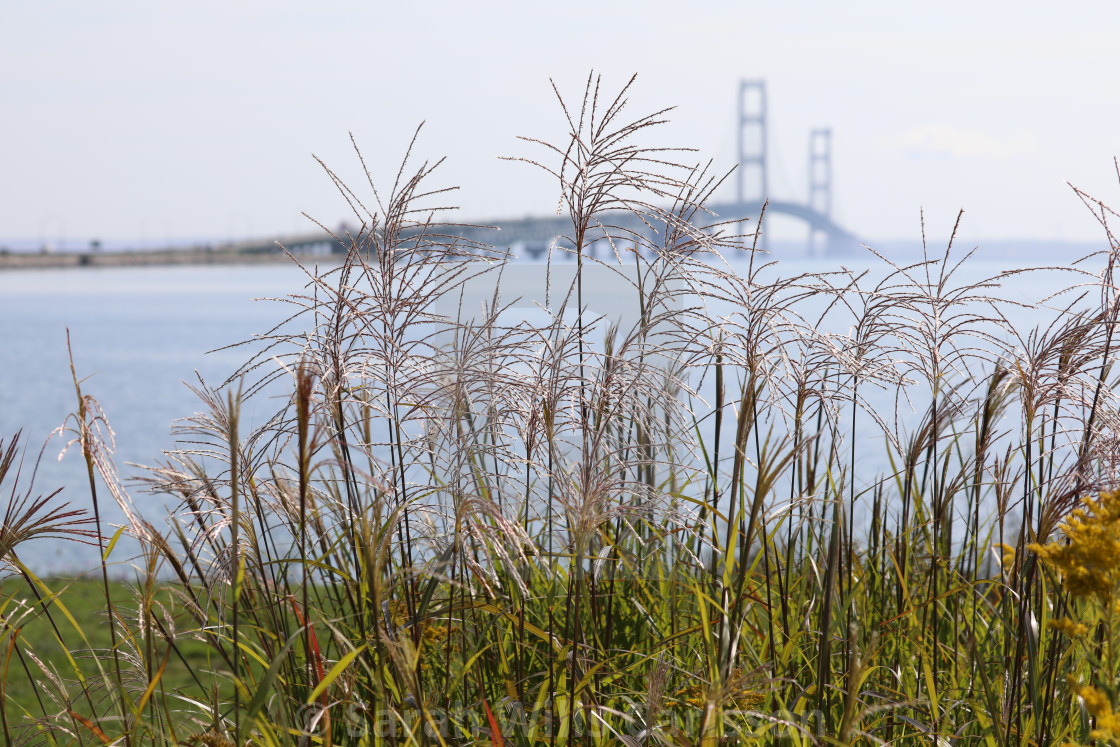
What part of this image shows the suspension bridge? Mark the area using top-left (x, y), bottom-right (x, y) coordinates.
top-left (258, 80), bottom-right (858, 260)
top-left (1, 80), bottom-right (859, 270)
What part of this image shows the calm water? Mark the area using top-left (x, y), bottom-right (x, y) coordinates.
top-left (0, 264), bottom-right (314, 573)
top-left (0, 255), bottom-right (1103, 573)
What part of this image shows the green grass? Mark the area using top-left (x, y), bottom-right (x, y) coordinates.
top-left (0, 575), bottom-right (243, 740)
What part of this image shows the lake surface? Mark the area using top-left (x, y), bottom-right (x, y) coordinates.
top-left (0, 264), bottom-right (316, 573)
top-left (0, 253), bottom-right (1106, 573)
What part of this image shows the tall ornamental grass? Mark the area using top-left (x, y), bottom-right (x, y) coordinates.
top-left (4, 73), bottom-right (1120, 746)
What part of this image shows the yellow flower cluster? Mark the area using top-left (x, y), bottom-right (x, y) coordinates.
top-left (1049, 618), bottom-right (1091, 638)
top-left (1035, 493), bottom-right (1120, 746)
top-left (674, 670), bottom-right (766, 711)
top-left (1032, 490), bottom-right (1120, 600)
top-left (996, 542), bottom-right (1017, 569)
top-left (1070, 679), bottom-right (1120, 744)
top-left (383, 599), bottom-right (454, 645)
top-left (421, 622), bottom-right (452, 645)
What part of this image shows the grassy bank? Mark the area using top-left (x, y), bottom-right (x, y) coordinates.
top-left (0, 577), bottom-right (229, 722)
top-left (4, 73), bottom-right (1120, 745)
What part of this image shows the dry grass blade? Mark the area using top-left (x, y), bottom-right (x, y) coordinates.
top-left (0, 433), bottom-right (98, 568)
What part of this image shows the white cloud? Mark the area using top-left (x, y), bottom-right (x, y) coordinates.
top-left (898, 124), bottom-right (1041, 160)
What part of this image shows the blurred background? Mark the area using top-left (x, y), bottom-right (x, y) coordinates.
top-left (2, 0), bottom-right (1117, 253)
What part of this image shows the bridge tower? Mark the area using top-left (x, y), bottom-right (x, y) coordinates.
top-left (807, 128), bottom-right (832, 256)
top-left (737, 80), bottom-right (768, 251)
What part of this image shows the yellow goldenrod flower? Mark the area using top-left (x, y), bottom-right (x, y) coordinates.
top-left (1031, 490), bottom-right (1120, 601)
top-left (673, 669), bottom-right (766, 710)
top-left (1067, 678), bottom-right (1120, 743)
top-left (1049, 617), bottom-right (1090, 638)
top-left (996, 542), bottom-right (1017, 569)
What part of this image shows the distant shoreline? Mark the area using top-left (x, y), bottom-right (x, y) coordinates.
top-left (0, 247), bottom-right (340, 271)
top-left (1, 237), bottom-right (1107, 271)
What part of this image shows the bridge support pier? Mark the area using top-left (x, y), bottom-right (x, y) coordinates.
top-left (737, 80), bottom-right (768, 253)
top-left (807, 128), bottom-right (832, 257)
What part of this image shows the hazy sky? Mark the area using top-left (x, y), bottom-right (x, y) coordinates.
top-left (2, 1), bottom-right (1118, 247)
